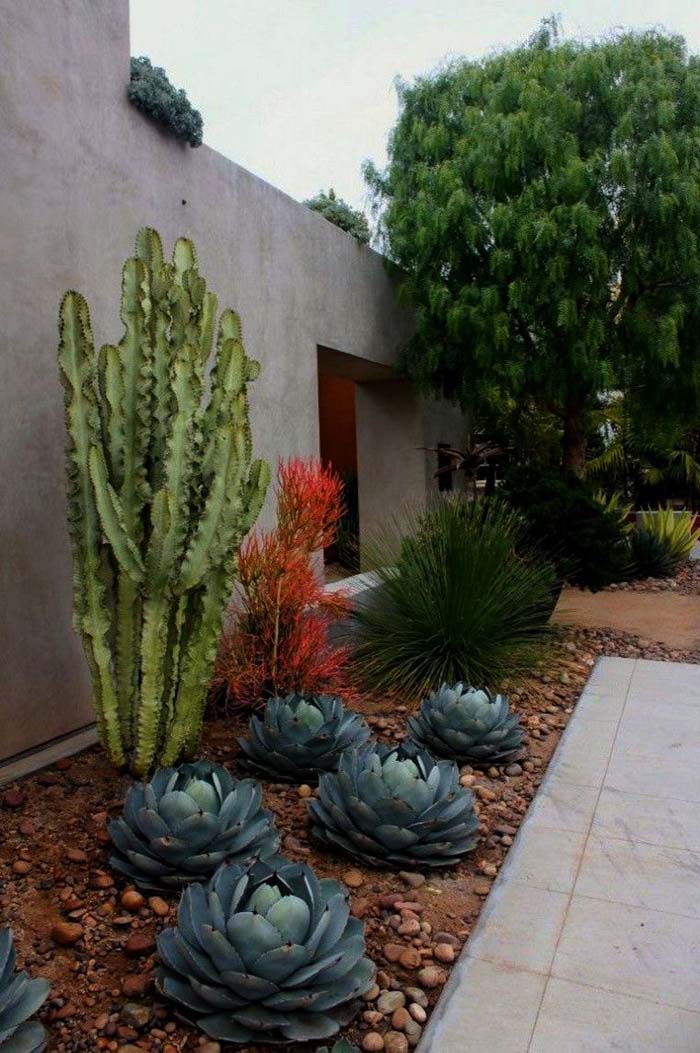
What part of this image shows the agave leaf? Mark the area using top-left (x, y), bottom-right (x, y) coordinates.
top-left (320, 935), bottom-right (368, 983)
top-left (281, 1011), bottom-right (342, 1041)
top-left (157, 973), bottom-right (213, 1015)
top-left (306, 895), bottom-right (349, 958)
top-left (218, 780), bottom-right (259, 826)
top-left (283, 949), bottom-right (343, 989)
top-left (116, 850), bottom-right (170, 876)
top-left (266, 896), bottom-right (311, 945)
top-left (318, 1041), bottom-right (360, 1053)
top-left (233, 1004), bottom-right (291, 1030)
top-left (219, 970), bottom-right (279, 1000)
top-left (183, 850), bottom-right (229, 872)
top-left (252, 943), bottom-right (309, 982)
top-left (185, 779), bottom-right (220, 814)
top-left (414, 791), bottom-right (473, 828)
top-left (171, 930), bottom-right (223, 986)
top-left (197, 1013), bottom-right (253, 1043)
top-left (189, 976), bottom-right (247, 1010)
top-left (157, 928), bottom-right (195, 977)
top-left (0, 931), bottom-right (13, 986)
top-left (311, 954), bottom-right (374, 1009)
top-left (226, 913), bottom-right (281, 967)
top-left (0, 973), bottom-right (30, 1021)
top-left (263, 987), bottom-right (322, 1011)
top-left (216, 813), bottom-right (275, 854)
top-left (148, 835), bottom-right (192, 861)
top-left (1, 1021), bottom-right (48, 1053)
top-left (374, 824), bottom-right (421, 850)
top-left (345, 797), bottom-right (382, 830)
top-left (196, 926), bottom-right (246, 976)
top-left (135, 807), bottom-right (171, 841)
top-left (212, 868), bottom-right (250, 915)
top-left (158, 790), bottom-right (202, 827)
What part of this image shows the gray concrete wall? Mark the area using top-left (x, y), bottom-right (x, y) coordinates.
top-left (0, 0), bottom-right (465, 762)
top-left (356, 382), bottom-right (466, 559)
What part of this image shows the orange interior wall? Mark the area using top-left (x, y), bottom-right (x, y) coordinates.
top-left (318, 373), bottom-right (357, 474)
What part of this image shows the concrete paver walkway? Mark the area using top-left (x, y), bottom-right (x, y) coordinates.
top-left (419, 657), bottom-right (700, 1052)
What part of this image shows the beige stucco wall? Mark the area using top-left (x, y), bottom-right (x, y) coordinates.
top-left (0, 0), bottom-right (465, 762)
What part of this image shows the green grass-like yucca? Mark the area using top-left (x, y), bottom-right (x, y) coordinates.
top-left (352, 497), bottom-right (557, 697)
top-left (632, 506), bottom-right (700, 577)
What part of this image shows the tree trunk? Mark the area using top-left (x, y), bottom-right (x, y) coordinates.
top-left (562, 401), bottom-right (587, 475)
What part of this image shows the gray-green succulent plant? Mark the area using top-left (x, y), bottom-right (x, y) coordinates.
top-left (308, 743), bottom-right (479, 868)
top-left (238, 694), bottom-right (371, 782)
top-left (155, 855), bottom-right (375, 1044)
top-left (0, 928), bottom-right (49, 1053)
top-left (408, 683), bottom-right (524, 766)
top-left (109, 761), bottom-right (279, 892)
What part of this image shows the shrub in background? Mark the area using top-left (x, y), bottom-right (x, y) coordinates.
top-left (593, 490), bottom-right (634, 536)
top-left (334, 469), bottom-right (360, 571)
top-left (501, 466), bottom-right (630, 589)
top-left (129, 57), bottom-right (203, 146)
top-left (58, 228), bottom-right (268, 775)
top-left (631, 506), bottom-right (700, 578)
top-left (303, 189), bottom-right (371, 244)
top-left (215, 459), bottom-right (354, 709)
top-left (352, 497), bottom-right (556, 698)
top-left (156, 855), bottom-right (375, 1044)
top-left (0, 928), bottom-right (49, 1052)
top-left (629, 528), bottom-right (677, 579)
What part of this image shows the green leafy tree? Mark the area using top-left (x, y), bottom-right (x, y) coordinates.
top-left (365, 21), bottom-right (700, 472)
top-left (304, 188), bottom-right (371, 244)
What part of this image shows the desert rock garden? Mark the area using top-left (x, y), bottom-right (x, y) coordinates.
top-left (3, 625), bottom-right (697, 1053)
top-left (4, 15), bottom-right (700, 1053)
top-left (0, 226), bottom-right (698, 1053)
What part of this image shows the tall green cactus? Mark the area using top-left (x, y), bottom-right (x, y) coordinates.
top-left (58, 228), bottom-right (269, 775)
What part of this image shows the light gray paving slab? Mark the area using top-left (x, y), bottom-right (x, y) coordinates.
top-left (504, 825), bottom-right (588, 894)
top-left (527, 776), bottom-right (600, 834)
top-left (545, 717), bottom-right (618, 787)
top-left (466, 880), bottom-right (570, 974)
top-left (627, 659), bottom-right (700, 700)
top-left (616, 702), bottom-right (700, 746)
top-left (570, 686), bottom-right (628, 722)
top-left (530, 978), bottom-right (700, 1052)
top-left (574, 834), bottom-right (700, 917)
top-left (605, 746), bottom-right (700, 802)
top-left (585, 656), bottom-right (637, 689)
top-left (419, 958), bottom-right (547, 1053)
top-left (551, 895), bottom-right (700, 1012)
top-left (419, 657), bottom-right (700, 1052)
top-left (592, 786), bottom-right (700, 851)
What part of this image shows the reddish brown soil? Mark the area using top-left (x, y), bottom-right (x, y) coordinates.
top-left (1, 627), bottom-right (698, 1053)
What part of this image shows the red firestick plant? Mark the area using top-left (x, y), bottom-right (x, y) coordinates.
top-left (214, 458), bottom-right (355, 710)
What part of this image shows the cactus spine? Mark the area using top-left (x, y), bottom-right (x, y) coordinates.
top-left (58, 228), bottom-right (269, 775)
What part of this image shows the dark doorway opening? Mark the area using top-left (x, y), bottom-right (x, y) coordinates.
top-left (318, 368), bottom-right (359, 576)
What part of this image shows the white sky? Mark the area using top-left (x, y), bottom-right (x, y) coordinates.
top-left (131, 1), bottom-right (700, 213)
